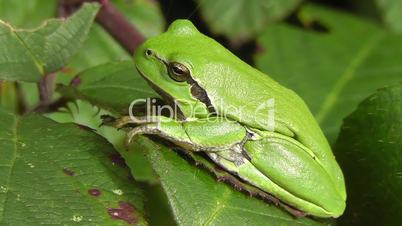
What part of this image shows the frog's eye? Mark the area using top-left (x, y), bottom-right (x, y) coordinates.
top-left (168, 62), bottom-right (190, 82)
top-left (145, 49), bottom-right (153, 57)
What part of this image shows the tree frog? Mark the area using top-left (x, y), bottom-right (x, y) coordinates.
top-left (120, 20), bottom-right (346, 218)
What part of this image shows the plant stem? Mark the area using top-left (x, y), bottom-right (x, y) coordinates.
top-left (58, 0), bottom-right (145, 54)
top-left (38, 73), bottom-right (56, 105)
top-left (14, 82), bottom-right (27, 114)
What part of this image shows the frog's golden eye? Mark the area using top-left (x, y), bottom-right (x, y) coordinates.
top-left (145, 49), bottom-right (153, 57)
top-left (168, 62), bottom-right (190, 82)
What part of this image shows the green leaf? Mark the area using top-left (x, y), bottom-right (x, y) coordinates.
top-left (113, 0), bottom-right (165, 38)
top-left (196, 0), bottom-right (301, 42)
top-left (46, 100), bottom-right (158, 183)
top-left (0, 3), bottom-right (99, 82)
top-left (375, 0), bottom-right (402, 33)
top-left (134, 138), bottom-right (329, 226)
top-left (0, 107), bottom-right (147, 225)
top-left (0, 0), bottom-right (58, 28)
top-left (0, 81), bottom-right (17, 113)
top-left (255, 4), bottom-right (402, 142)
top-left (57, 61), bottom-right (157, 113)
top-left (333, 84), bottom-right (402, 226)
top-left (59, 0), bottom-right (165, 78)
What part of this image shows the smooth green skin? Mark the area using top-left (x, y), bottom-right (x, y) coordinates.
top-left (132, 20), bottom-right (346, 218)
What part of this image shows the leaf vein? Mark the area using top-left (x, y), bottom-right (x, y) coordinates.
top-left (0, 115), bottom-right (19, 222)
top-left (202, 189), bottom-right (231, 226)
top-left (315, 31), bottom-right (384, 123)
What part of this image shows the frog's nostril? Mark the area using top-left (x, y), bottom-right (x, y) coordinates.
top-left (145, 49), bottom-right (153, 57)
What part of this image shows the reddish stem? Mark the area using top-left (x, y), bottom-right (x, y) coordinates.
top-left (38, 73), bottom-right (56, 105)
top-left (58, 0), bottom-right (145, 54)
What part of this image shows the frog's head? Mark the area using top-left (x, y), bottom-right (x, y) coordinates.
top-left (134, 19), bottom-right (230, 119)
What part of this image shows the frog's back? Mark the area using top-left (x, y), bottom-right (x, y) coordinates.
top-left (193, 54), bottom-right (345, 200)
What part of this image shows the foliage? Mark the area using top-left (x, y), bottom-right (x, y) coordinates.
top-left (196, 0), bottom-right (301, 42)
top-left (0, 0), bottom-right (401, 225)
top-left (334, 84), bottom-right (402, 225)
top-left (255, 4), bottom-right (402, 142)
top-left (0, 3), bottom-right (98, 82)
top-left (0, 108), bottom-right (147, 225)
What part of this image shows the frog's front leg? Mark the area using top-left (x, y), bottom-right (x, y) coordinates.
top-left (119, 116), bottom-right (248, 153)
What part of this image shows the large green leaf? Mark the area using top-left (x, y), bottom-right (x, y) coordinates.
top-left (333, 84), bottom-right (402, 226)
top-left (46, 100), bottom-right (171, 223)
top-left (255, 4), bottom-right (402, 142)
top-left (133, 138), bottom-right (329, 226)
top-left (0, 3), bottom-right (99, 82)
top-left (196, 0), bottom-right (301, 42)
top-left (46, 99), bottom-right (158, 183)
top-left (0, 107), bottom-right (147, 225)
top-left (375, 0), bottom-right (402, 33)
top-left (58, 61), bottom-right (157, 113)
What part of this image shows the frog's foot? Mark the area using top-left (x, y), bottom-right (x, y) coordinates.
top-left (101, 115), bottom-right (159, 129)
top-left (126, 124), bottom-right (160, 146)
top-left (209, 144), bottom-right (251, 167)
top-left (100, 115), bottom-right (117, 127)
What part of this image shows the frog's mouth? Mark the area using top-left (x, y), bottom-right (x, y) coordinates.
top-left (136, 66), bottom-right (186, 120)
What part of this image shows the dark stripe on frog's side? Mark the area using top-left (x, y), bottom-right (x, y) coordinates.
top-left (187, 76), bottom-right (217, 114)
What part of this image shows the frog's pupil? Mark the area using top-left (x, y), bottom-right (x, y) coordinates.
top-left (145, 49), bottom-right (153, 56)
top-left (167, 63), bottom-right (189, 82)
top-left (173, 66), bottom-right (183, 74)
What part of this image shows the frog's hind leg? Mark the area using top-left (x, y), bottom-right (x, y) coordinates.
top-left (240, 135), bottom-right (344, 217)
